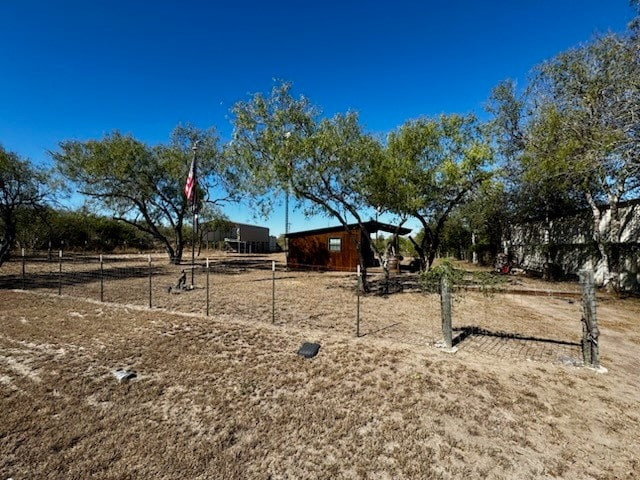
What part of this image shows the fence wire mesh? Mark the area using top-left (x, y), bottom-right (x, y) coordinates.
top-left (0, 252), bottom-right (588, 362)
top-left (448, 281), bottom-right (585, 364)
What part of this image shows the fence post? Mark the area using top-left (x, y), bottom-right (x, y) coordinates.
top-left (579, 270), bottom-right (600, 368)
top-left (21, 248), bottom-right (25, 290)
top-left (356, 265), bottom-right (361, 337)
top-left (272, 261), bottom-right (276, 324)
top-left (148, 255), bottom-right (152, 308)
top-left (58, 250), bottom-right (63, 295)
top-left (100, 254), bottom-right (104, 302)
top-left (441, 276), bottom-right (453, 349)
top-left (206, 258), bottom-right (210, 316)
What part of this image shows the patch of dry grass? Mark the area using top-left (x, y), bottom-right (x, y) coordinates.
top-left (1, 285), bottom-right (639, 479)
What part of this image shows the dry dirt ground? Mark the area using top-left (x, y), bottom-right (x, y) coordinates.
top-left (1, 253), bottom-right (639, 479)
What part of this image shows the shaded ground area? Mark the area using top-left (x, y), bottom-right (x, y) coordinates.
top-left (453, 327), bottom-right (582, 364)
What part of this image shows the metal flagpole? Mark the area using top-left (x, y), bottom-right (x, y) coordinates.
top-left (191, 141), bottom-right (199, 287)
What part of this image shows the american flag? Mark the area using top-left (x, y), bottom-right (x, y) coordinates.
top-left (184, 158), bottom-right (195, 203)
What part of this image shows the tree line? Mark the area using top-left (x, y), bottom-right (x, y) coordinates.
top-left (2, 6), bottom-right (639, 290)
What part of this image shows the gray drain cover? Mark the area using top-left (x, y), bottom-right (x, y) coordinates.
top-left (297, 342), bottom-right (320, 359)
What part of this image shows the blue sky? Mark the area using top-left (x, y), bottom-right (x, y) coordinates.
top-left (1, 1), bottom-right (635, 237)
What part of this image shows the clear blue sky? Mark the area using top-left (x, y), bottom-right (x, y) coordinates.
top-left (1, 1), bottom-right (635, 237)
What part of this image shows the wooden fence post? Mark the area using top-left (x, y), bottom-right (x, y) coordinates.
top-left (579, 270), bottom-right (600, 368)
top-left (441, 276), bottom-right (453, 349)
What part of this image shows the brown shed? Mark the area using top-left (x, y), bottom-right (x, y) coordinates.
top-left (285, 221), bottom-right (411, 271)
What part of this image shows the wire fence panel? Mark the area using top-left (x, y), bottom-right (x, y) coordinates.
top-left (0, 252), bottom-right (588, 362)
top-left (449, 281), bottom-right (584, 364)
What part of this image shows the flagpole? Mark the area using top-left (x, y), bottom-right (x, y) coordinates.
top-left (191, 141), bottom-right (199, 287)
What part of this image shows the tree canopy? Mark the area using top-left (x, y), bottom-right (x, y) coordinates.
top-left (52, 124), bottom-right (231, 263)
top-left (0, 146), bottom-right (55, 265)
top-left (488, 25), bottom-right (640, 289)
top-left (378, 114), bottom-right (493, 270)
top-left (229, 82), bottom-right (391, 284)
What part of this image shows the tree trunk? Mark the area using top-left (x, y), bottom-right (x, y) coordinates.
top-left (427, 245), bottom-right (438, 271)
top-left (607, 196), bottom-right (622, 292)
top-left (471, 231), bottom-right (478, 264)
top-left (0, 239), bottom-right (11, 266)
top-left (585, 190), bottom-right (626, 292)
top-left (357, 240), bottom-right (370, 293)
top-left (0, 215), bottom-right (17, 267)
top-left (585, 192), bottom-right (611, 290)
top-left (409, 235), bottom-right (427, 271)
top-left (425, 226), bottom-right (442, 271)
top-left (162, 231), bottom-right (181, 265)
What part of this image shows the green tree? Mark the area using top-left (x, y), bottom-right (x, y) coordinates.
top-left (521, 31), bottom-right (640, 289)
top-left (487, 80), bottom-right (588, 278)
top-left (376, 114), bottom-right (493, 271)
top-left (0, 146), bottom-right (54, 265)
top-left (227, 81), bottom-right (316, 216)
top-left (486, 80), bottom-right (585, 223)
top-left (458, 179), bottom-right (509, 264)
top-left (229, 82), bottom-right (395, 288)
top-left (52, 125), bottom-right (230, 263)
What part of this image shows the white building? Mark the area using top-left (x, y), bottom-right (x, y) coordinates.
top-left (507, 199), bottom-right (639, 290)
top-left (204, 222), bottom-right (273, 253)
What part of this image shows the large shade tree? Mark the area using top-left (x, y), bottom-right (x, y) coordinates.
top-left (52, 125), bottom-right (231, 263)
top-left (0, 146), bottom-right (55, 266)
top-left (496, 28), bottom-right (640, 290)
top-left (486, 80), bottom-right (587, 223)
top-left (375, 114), bottom-right (493, 270)
top-left (229, 82), bottom-right (397, 288)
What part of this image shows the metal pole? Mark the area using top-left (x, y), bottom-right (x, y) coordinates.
top-left (285, 192), bottom-right (289, 239)
top-left (21, 248), bottom-right (25, 290)
top-left (284, 134), bottom-right (291, 270)
top-left (356, 265), bottom-right (361, 337)
top-left (191, 213), bottom-right (197, 287)
top-left (58, 250), bottom-right (63, 295)
top-left (272, 260), bottom-right (276, 324)
top-left (100, 254), bottom-right (104, 302)
top-left (190, 141), bottom-right (199, 287)
top-left (206, 258), bottom-right (210, 316)
top-left (148, 254), bottom-right (152, 308)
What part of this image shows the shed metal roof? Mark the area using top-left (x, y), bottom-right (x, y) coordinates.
top-left (285, 220), bottom-right (411, 238)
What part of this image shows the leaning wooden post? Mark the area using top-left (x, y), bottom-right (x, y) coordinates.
top-left (356, 265), bottom-right (361, 337)
top-left (579, 269), bottom-right (600, 368)
top-left (147, 255), bottom-right (152, 308)
top-left (441, 275), bottom-right (453, 349)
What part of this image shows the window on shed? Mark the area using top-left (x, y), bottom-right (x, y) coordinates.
top-left (328, 238), bottom-right (342, 252)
